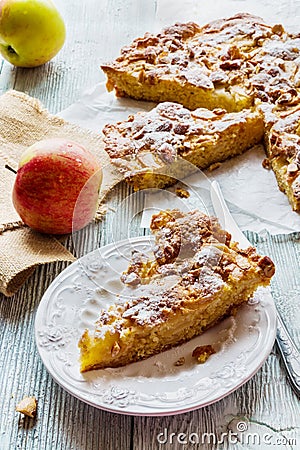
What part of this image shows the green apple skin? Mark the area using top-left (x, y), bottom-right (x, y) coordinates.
top-left (0, 0), bottom-right (66, 67)
top-left (12, 138), bottom-right (102, 235)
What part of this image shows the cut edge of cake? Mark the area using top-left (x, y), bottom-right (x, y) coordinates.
top-left (263, 104), bottom-right (300, 211)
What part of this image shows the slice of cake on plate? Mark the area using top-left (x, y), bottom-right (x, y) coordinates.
top-left (103, 102), bottom-right (264, 190)
top-left (78, 209), bottom-right (275, 371)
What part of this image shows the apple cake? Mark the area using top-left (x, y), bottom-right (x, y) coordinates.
top-left (78, 209), bottom-right (275, 371)
top-left (101, 13), bottom-right (300, 112)
top-left (103, 102), bottom-right (264, 190)
top-left (101, 13), bottom-right (300, 210)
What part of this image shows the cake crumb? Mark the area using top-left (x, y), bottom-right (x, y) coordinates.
top-left (94, 206), bottom-right (108, 222)
top-left (208, 162), bottom-right (222, 172)
top-left (192, 345), bottom-right (216, 363)
top-left (175, 187), bottom-right (190, 198)
top-left (16, 396), bottom-right (37, 418)
top-left (174, 356), bottom-right (185, 366)
top-left (262, 158), bottom-right (271, 169)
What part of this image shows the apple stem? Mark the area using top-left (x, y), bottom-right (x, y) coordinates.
top-left (5, 164), bottom-right (17, 174)
top-left (7, 45), bottom-right (17, 55)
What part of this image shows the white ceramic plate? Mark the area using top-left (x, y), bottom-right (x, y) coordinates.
top-left (35, 236), bottom-right (277, 416)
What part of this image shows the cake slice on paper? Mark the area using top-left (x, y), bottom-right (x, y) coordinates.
top-left (103, 102), bottom-right (264, 190)
top-left (101, 13), bottom-right (300, 111)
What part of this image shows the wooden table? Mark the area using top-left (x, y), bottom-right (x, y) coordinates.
top-left (0, 1), bottom-right (299, 449)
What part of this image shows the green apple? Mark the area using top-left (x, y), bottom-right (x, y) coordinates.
top-left (0, 0), bottom-right (66, 67)
top-left (12, 138), bottom-right (102, 234)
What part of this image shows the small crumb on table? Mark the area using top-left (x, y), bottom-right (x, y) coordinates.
top-left (16, 396), bottom-right (37, 418)
top-left (94, 205), bottom-right (108, 222)
top-left (192, 345), bottom-right (216, 364)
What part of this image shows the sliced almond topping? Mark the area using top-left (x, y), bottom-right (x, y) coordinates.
top-left (287, 163), bottom-right (298, 175)
top-left (111, 341), bottom-right (121, 357)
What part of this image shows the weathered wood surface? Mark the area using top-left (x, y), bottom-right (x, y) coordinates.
top-left (0, 1), bottom-right (299, 449)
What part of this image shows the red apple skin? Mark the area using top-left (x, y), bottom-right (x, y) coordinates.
top-left (12, 138), bottom-right (102, 234)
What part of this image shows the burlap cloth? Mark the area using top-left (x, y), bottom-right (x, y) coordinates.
top-left (0, 90), bottom-right (122, 297)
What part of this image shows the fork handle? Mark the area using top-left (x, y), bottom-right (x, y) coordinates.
top-left (276, 312), bottom-right (300, 397)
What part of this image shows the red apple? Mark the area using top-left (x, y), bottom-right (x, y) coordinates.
top-left (12, 138), bottom-right (102, 234)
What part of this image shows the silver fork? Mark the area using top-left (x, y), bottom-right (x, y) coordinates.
top-left (210, 180), bottom-right (300, 397)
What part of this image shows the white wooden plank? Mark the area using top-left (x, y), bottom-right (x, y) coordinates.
top-left (1, 1), bottom-right (299, 449)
